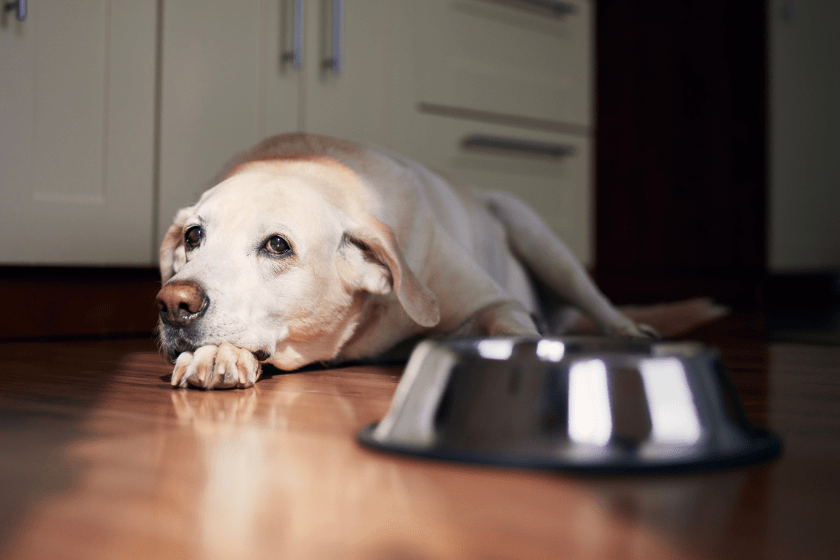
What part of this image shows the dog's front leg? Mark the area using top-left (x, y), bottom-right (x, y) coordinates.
top-left (170, 343), bottom-right (262, 390)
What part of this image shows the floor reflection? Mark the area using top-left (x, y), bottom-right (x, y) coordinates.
top-left (167, 373), bottom-right (725, 559)
top-left (168, 378), bottom-right (461, 560)
top-left (581, 469), bottom-right (760, 558)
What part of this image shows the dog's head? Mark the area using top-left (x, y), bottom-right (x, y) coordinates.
top-left (156, 161), bottom-right (439, 370)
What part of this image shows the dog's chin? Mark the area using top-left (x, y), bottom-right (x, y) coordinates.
top-left (160, 333), bottom-right (196, 363)
top-left (158, 324), bottom-right (271, 363)
top-left (157, 322), bottom-right (198, 361)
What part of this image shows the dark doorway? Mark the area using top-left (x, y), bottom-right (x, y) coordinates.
top-left (594, 0), bottom-right (767, 309)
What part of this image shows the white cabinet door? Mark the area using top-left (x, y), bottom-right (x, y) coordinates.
top-left (157, 0), bottom-right (391, 245)
top-left (158, 0), bottom-right (301, 244)
top-left (0, 1), bottom-right (157, 265)
top-left (301, 0), bottom-right (391, 145)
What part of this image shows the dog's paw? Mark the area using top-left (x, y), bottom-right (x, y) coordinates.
top-left (608, 321), bottom-right (661, 339)
top-left (170, 343), bottom-right (262, 390)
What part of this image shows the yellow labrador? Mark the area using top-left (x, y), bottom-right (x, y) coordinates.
top-left (157, 133), bottom-right (652, 389)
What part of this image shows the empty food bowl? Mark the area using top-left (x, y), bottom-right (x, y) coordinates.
top-left (357, 337), bottom-right (782, 473)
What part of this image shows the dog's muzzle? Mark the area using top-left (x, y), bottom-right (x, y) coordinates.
top-left (156, 280), bottom-right (209, 328)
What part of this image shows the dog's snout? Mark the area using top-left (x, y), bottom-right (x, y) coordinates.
top-left (156, 280), bottom-right (209, 327)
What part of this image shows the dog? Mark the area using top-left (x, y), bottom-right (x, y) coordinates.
top-left (156, 133), bottom-right (660, 390)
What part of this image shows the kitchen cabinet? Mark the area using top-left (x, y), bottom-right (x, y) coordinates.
top-left (0, 1), bottom-right (157, 264)
top-left (1, 0), bottom-right (593, 267)
top-left (157, 0), bottom-right (392, 244)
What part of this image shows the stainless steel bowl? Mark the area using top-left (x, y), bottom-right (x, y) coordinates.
top-left (358, 337), bottom-right (782, 473)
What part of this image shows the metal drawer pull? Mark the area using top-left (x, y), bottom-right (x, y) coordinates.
top-left (462, 135), bottom-right (576, 158)
top-left (501, 0), bottom-right (576, 17)
top-left (4, 0), bottom-right (26, 21)
top-left (323, 0), bottom-right (343, 73)
top-left (282, 0), bottom-right (304, 69)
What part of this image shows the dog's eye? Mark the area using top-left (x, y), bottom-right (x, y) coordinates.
top-left (264, 235), bottom-right (292, 256)
top-left (184, 226), bottom-right (203, 250)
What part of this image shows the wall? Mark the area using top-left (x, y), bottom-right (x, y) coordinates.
top-left (769, 0), bottom-right (840, 271)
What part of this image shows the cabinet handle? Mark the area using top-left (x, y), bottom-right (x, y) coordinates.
top-left (3, 0), bottom-right (26, 21)
top-left (503, 0), bottom-right (576, 17)
top-left (323, 0), bottom-right (343, 73)
top-left (282, 0), bottom-right (304, 69)
top-left (462, 134), bottom-right (576, 158)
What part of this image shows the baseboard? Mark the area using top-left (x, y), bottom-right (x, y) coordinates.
top-left (0, 266), bottom-right (161, 341)
top-left (764, 272), bottom-right (840, 341)
top-left (5, 266), bottom-right (836, 342)
top-left (764, 271), bottom-right (840, 307)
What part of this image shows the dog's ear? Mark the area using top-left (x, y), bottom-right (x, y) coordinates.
top-left (159, 206), bottom-right (193, 283)
top-left (340, 220), bottom-right (440, 328)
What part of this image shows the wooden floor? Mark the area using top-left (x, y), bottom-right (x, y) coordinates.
top-left (1, 316), bottom-right (839, 560)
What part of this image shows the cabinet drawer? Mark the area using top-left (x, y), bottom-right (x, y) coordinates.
top-left (408, 113), bottom-right (592, 265)
top-left (415, 0), bottom-right (591, 127)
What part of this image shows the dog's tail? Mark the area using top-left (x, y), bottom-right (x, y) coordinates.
top-left (570, 298), bottom-right (730, 338)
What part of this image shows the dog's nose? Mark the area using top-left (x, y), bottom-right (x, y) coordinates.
top-left (156, 280), bottom-right (209, 327)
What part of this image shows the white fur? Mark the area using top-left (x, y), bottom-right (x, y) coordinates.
top-left (158, 134), bottom-right (647, 389)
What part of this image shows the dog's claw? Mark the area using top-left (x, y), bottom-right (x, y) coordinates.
top-left (188, 346), bottom-right (216, 389)
top-left (636, 323), bottom-right (662, 339)
top-left (238, 350), bottom-right (261, 388)
top-left (170, 344), bottom-right (261, 390)
top-left (171, 352), bottom-right (193, 387)
top-left (212, 343), bottom-right (242, 389)
top-left (237, 362), bottom-right (248, 387)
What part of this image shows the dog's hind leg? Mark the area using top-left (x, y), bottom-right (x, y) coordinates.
top-left (448, 299), bottom-right (541, 338)
top-left (484, 191), bottom-right (654, 338)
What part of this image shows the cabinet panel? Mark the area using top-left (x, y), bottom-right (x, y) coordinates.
top-left (301, 0), bottom-right (391, 145)
top-left (158, 0), bottom-right (301, 244)
top-left (264, 0), bottom-right (307, 136)
top-left (0, 1), bottom-right (157, 264)
top-left (415, 0), bottom-right (591, 127)
top-left (406, 114), bottom-right (592, 265)
top-left (158, 0), bottom-right (390, 245)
